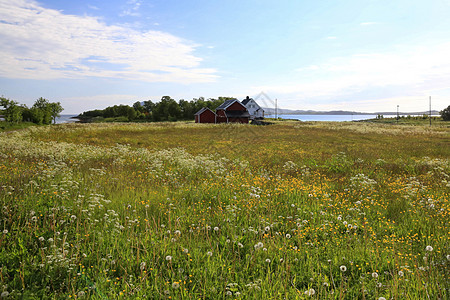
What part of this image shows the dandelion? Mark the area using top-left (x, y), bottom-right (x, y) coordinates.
top-left (2, 229), bottom-right (7, 234)
top-left (70, 215), bottom-right (77, 221)
top-left (340, 265), bottom-right (347, 272)
top-left (140, 262), bottom-right (146, 270)
top-left (172, 282), bottom-right (180, 289)
top-left (1, 291), bottom-right (9, 298)
top-left (372, 272), bottom-right (378, 278)
top-left (265, 259), bottom-right (271, 263)
top-left (165, 256), bottom-right (172, 261)
top-left (378, 297), bottom-right (386, 300)
top-left (304, 288), bottom-right (315, 296)
top-left (48, 238), bottom-right (54, 243)
top-left (447, 255), bottom-right (450, 261)
top-left (38, 236), bottom-right (45, 242)
top-left (213, 227), bottom-right (219, 232)
top-left (183, 248), bottom-right (189, 254)
top-left (77, 291), bottom-right (85, 297)
top-left (425, 245), bottom-right (433, 252)
top-left (237, 243), bottom-right (243, 248)
top-left (254, 242), bottom-right (263, 250)
top-left (207, 251), bottom-right (213, 257)
top-left (225, 291), bottom-right (232, 296)
top-left (174, 230), bottom-right (181, 235)
top-left (265, 226), bottom-right (270, 232)
top-left (286, 233), bottom-right (291, 239)
top-left (398, 271), bottom-right (404, 277)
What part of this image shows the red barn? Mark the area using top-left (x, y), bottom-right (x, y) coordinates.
top-left (194, 107), bottom-right (216, 123)
top-left (215, 99), bottom-right (250, 124)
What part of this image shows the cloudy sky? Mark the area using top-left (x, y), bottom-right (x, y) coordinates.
top-left (1, 0), bottom-right (450, 114)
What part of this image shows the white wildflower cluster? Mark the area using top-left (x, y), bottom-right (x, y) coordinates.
top-left (245, 279), bottom-right (261, 291)
top-left (350, 173), bottom-right (377, 191)
top-left (282, 161), bottom-right (298, 172)
top-left (225, 283), bottom-right (240, 297)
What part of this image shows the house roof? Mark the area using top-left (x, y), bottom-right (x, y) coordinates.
top-left (194, 107), bottom-right (214, 115)
top-left (241, 98), bottom-right (252, 105)
top-left (225, 111), bottom-right (250, 118)
top-left (216, 99), bottom-right (240, 110)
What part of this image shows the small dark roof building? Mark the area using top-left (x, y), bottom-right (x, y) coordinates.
top-left (194, 107), bottom-right (216, 123)
top-left (215, 99), bottom-right (250, 124)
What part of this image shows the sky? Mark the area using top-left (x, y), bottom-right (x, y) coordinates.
top-left (1, 0), bottom-right (450, 114)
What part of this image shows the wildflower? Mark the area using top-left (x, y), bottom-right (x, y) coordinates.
top-left (213, 227), bottom-right (219, 232)
top-left (340, 265), bottom-right (347, 272)
top-left (372, 272), bottom-right (378, 278)
top-left (2, 229), bottom-right (7, 234)
top-left (225, 291), bottom-right (232, 296)
top-left (31, 216), bottom-right (37, 222)
top-left (70, 215), bottom-right (77, 221)
top-left (235, 292), bottom-right (241, 296)
top-left (1, 291), bottom-right (9, 298)
top-left (174, 230), bottom-right (181, 235)
top-left (77, 291), bottom-right (85, 297)
top-left (265, 226), bottom-right (270, 232)
top-left (265, 259), bottom-right (271, 263)
top-left (398, 271), bottom-right (404, 277)
top-left (183, 248), bottom-right (189, 254)
top-left (165, 256), bottom-right (172, 261)
top-left (286, 234), bottom-right (291, 239)
top-left (38, 236), bottom-right (45, 242)
top-left (426, 245), bottom-right (433, 252)
top-left (323, 282), bottom-right (329, 287)
top-left (48, 238), bottom-right (54, 243)
top-left (254, 242), bottom-right (263, 250)
top-left (140, 262), bottom-right (146, 270)
top-left (378, 297), bottom-right (386, 300)
top-left (172, 282), bottom-right (180, 289)
top-left (237, 243), bottom-right (243, 248)
top-left (207, 251), bottom-right (213, 257)
top-left (304, 288), bottom-right (315, 296)
top-left (447, 255), bottom-right (450, 261)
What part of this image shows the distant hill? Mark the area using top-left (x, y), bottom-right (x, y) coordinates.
top-left (262, 107), bottom-right (440, 116)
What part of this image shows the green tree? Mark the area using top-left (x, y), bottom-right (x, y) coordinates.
top-left (48, 102), bottom-right (64, 124)
top-left (32, 97), bottom-right (52, 124)
top-left (0, 97), bottom-right (23, 123)
top-left (440, 105), bottom-right (450, 121)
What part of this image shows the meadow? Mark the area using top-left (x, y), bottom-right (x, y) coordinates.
top-left (0, 121), bottom-right (449, 299)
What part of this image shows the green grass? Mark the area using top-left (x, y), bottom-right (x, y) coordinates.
top-left (0, 122), bottom-right (449, 299)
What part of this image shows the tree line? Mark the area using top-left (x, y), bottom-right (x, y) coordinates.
top-left (77, 96), bottom-right (236, 122)
top-left (0, 97), bottom-right (64, 125)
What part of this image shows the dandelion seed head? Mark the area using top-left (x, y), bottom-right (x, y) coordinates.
top-left (207, 251), bottom-right (213, 256)
top-left (398, 271), bottom-right (404, 277)
top-left (340, 265), bottom-right (347, 272)
top-left (1, 291), bottom-right (9, 298)
top-left (165, 255), bottom-right (172, 261)
top-left (266, 259), bottom-right (271, 263)
top-left (2, 229), bottom-right (7, 235)
top-left (372, 272), bottom-right (378, 278)
top-left (426, 245), bottom-right (433, 252)
top-left (172, 282), bottom-right (180, 289)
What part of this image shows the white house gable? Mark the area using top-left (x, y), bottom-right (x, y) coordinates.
top-left (242, 97), bottom-right (264, 119)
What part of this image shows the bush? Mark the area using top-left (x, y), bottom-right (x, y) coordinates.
top-left (440, 105), bottom-right (450, 121)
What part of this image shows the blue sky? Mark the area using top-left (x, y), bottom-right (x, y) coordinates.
top-left (1, 0), bottom-right (450, 114)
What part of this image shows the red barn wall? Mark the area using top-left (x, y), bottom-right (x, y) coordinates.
top-left (227, 102), bottom-right (246, 111)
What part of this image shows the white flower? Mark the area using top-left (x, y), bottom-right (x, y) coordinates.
top-left (1, 291), bottom-right (9, 298)
top-left (286, 234), bottom-right (291, 239)
top-left (425, 245), bottom-right (433, 252)
top-left (165, 256), bottom-right (172, 261)
top-left (237, 243), bottom-right (243, 248)
top-left (378, 297), bottom-right (386, 300)
top-left (372, 272), bottom-right (378, 278)
top-left (140, 262), bottom-right (146, 270)
top-left (175, 230), bottom-right (181, 235)
top-left (447, 254), bottom-right (450, 261)
top-left (265, 226), bottom-right (270, 232)
top-left (77, 291), bottom-right (85, 297)
top-left (172, 282), bottom-right (180, 289)
top-left (183, 248), bottom-right (189, 254)
top-left (213, 227), bottom-right (219, 232)
top-left (225, 291), bottom-right (232, 296)
top-left (207, 251), bottom-right (213, 256)
top-left (254, 242), bottom-right (263, 250)
top-left (2, 229), bottom-right (7, 234)
top-left (48, 238), bottom-right (54, 243)
top-left (38, 236), bottom-right (45, 242)
top-left (398, 271), bottom-right (404, 277)
top-left (340, 265), bottom-right (347, 272)
top-left (304, 288), bottom-right (315, 296)
top-left (265, 259), bottom-right (271, 263)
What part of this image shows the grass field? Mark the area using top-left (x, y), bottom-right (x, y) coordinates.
top-left (0, 121), bottom-right (449, 299)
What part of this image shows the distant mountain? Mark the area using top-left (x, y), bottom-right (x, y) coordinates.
top-left (262, 107), bottom-right (440, 116)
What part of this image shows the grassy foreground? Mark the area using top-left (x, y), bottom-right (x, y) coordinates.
top-left (0, 121), bottom-right (449, 299)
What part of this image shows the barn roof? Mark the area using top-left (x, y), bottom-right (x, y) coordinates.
top-left (241, 97), bottom-right (252, 105)
top-left (194, 107), bottom-right (214, 115)
top-left (216, 99), bottom-right (240, 110)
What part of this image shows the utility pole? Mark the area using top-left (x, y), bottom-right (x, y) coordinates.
top-left (397, 105), bottom-right (399, 124)
top-left (275, 98), bottom-right (278, 119)
top-left (429, 96), bottom-right (432, 126)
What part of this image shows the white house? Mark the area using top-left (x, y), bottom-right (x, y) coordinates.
top-left (241, 96), bottom-right (264, 120)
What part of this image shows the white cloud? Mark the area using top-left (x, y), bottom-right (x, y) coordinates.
top-left (121, 0), bottom-right (142, 17)
top-left (0, 0), bottom-right (217, 83)
top-left (255, 41), bottom-right (450, 111)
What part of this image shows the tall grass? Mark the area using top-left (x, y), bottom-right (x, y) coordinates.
top-left (0, 122), bottom-right (449, 299)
